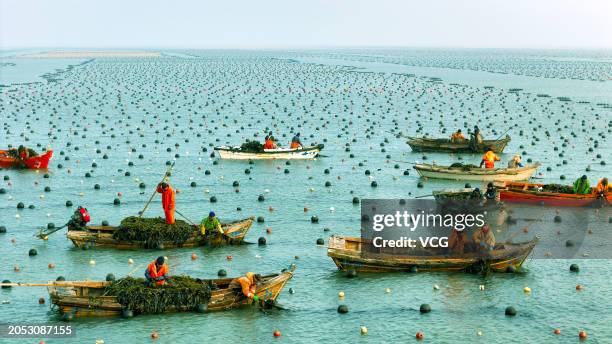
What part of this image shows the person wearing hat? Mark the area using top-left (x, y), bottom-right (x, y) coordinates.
top-left (229, 272), bottom-right (262, 303)
top-left (145, 256), bottom-right (169, 286)
top-left (472, 223), bottom-right (496, 252)
top-left (507, 155), bottom-right (524, 168)
top-left (594, 177), bottom-right (610, 197)
top-left (448, 227), bottom-right (467, 255)
top-left (200, 211), bottom-right (224, 236)
top-left (156, 182), bottom-right (175, 224)
top-left (573, 175), bottom-right (591, 195)
top-left (290, 133), bottom-right (303, 149)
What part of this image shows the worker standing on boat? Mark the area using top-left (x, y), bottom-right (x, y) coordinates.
top-left (594, 177), bottom-right (610, 196)
top-left (145, 256), bottom-right (169, 286)
top-left (472, 224), bottom-right (495, 251)
top-left (480, 147), bottom-right (500, 169)
top-left (469, 126), bottom-right (483, 151)
top-left (200, 211), bottom-right (224, 236)
top-left (290, 133), bottom-right (303, 149)
top-left (229, 272), bottom-right (260, 303)
top-left (507, 155), bottom-right (524, 168)
top-left (573, 175), bottom-right (591, 195)
top-left (450, 129), bottom-right (466, 143)
top-left (156, 182), bottom-right (175, 224)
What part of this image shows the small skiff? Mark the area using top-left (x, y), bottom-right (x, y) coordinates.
top-left (413, 163), bottom-right (540, 182)
top-left (500, 182), bottom-right (611, 207)
top-left (0, 149), bottom-right (53, 169)
top-left (67, 217), bottom-right (254, 249)
top-left (41, 266), bottom-right (295, 317)
top-left (406, 135), bottom-right (510, 153)
top-left (214, 144), bottom-right (323, 160)
top-left (327, 235), bottom-right (536, 273)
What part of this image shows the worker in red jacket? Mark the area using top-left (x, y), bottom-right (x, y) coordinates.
top-left (156, 182), bottom-right (175, 224)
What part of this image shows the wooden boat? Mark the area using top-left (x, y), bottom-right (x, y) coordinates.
top-left (0, 149), bottom-right (53, 169)
top-left (432, 188), bottom-right (476, 201)
top-left (45, 266), bottom-right (295, 317)
top-left (500, 182), bottom-right (611, 207)
top-left (327, 235), bottom-right (536, 273)
top-left (67, 217), bottom-right (254, 249)
top-left (406, 135), bottom-right (510, 153)
top-left (413, 163), bottom-right (540, 182)
top-left (214, 144), bottom-right (324, 160)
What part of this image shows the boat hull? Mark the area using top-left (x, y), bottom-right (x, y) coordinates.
top-left (47, 267), bottom-right (295, 317)
top-left (406, 136), bottom-right (510, 153)
top-left (500, 182), bottom-right (610, 207)
top-left (327, 236), bottom-right (536, 273)
top-left (0, 149), bottom-right (53, 169)
top-left (414, 163), bottom-right (540, 182)
top-left (67, 217), bottom-right (254, 249)
top-left (214, 144), bottom-right (323, 160)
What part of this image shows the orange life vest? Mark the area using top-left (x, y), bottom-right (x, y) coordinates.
top-left (482, 151), bottom-right (500, 169)
top-left (146, 261), bottom-right (168, 285)
top-left (264, 139), bottom-right (275, 149)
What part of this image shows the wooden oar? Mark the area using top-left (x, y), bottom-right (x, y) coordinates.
top-left (139, 161), bottom-right (175, 218)
top-left (414, 194), bottom-right (433, 199)
top-left (493, 128), bottom-right (511, 141)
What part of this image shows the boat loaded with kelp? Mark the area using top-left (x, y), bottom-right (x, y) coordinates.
top-left (0, 266), bottom-right (295, 318)
top-left (0, 148), bottom-right (53, 169)
top-left (413, 162), bottom-right (540, 182)
top-left (406, 135), bottom-right (510, 153)
top-left (214, 142), bottom-right (324, 160)
top-left (500, 181), bottom-right (611, 207)
top-left (327, 235), bottom-right (537, 273)
top-left (66, 216), bottom-right (254, 249)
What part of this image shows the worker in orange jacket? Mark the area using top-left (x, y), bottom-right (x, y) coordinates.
top-left (229, 272), bottom-right (260, 303)
top-left (480, 147), bottom-right (500, 169)
top-left (145, 256), bottom-right (169, 286)
top-left (156, 182), bottom-right (175, 224)
top-left (595, 177), bottom-right (610, 196)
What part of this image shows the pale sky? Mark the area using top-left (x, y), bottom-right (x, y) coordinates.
top-left (1, 0), bottom-right (611, 49)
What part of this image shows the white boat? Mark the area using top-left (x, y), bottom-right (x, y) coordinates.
top-left (413, 163), bottom-right (540, 182)
top-left (214, 144), bottom-right (324, 160)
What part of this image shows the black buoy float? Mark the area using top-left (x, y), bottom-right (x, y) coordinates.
top-left (28, 249), bottom-right (37, 256)
top-left (505, 306), bottom-right (517, 316)
top-left (346, 269), bottom-right (357, 278)
top-left (218, 269), bottom-right (227, 277)
top-left (419, 304), bottom-right (431, 313)
top-left (337, 305), bottom-right (349, 314)
top-left (258, 237), bottom-right (267, 245)
top-left (106, 273), bottom-right (116, 281)
top-left (570, 264), bottom-right (580, 272)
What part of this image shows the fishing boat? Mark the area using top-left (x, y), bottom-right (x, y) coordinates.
top-left (413, 163), bottom-right (540, 182)
top-left (214, 144), bottom-right (324, 160)
top-left (66, 217), bottom-right (254, 249)
top-left (500, 182), bottom-right (611, 207)
top-left (0, 149), bottom-right (53, 169)
top-left (9, 266), bottom-right (294, 318)
top-left (327, 235), bottom-right (536, 273)
top-left (406, 135), bottom-right (510, 153)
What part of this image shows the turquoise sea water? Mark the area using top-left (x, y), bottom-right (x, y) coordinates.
top-left (0, 49), bottom-right (611, 343)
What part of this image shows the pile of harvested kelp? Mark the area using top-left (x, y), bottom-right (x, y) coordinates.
top-left (541, 184), bottom-right (574, 194)
top-left (239, 140), bottom-right (264, 152)
top-left (105, 276), bottom-right (212, 314)
top-left (113, 217), bottom-right (195, 248)
top-left (449, 162), bottom-right (479, 171)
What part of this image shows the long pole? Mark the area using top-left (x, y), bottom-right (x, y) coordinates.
top-left (494, 128), bottom-right (511, 141)
top-left (139, 161), bottom-right (175, 218)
